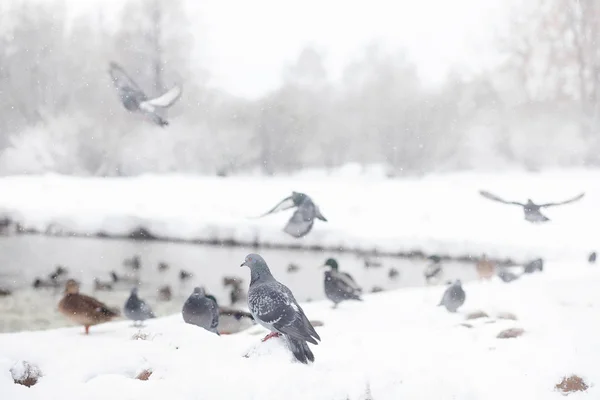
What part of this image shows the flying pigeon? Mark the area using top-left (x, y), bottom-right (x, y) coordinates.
top-left (182, 287), bottom-right (219, 335)
top-left (259, 192), bottom-right (327, 238)
top-left (108, 62), bottom-right (182, 127)
top-left (438, 280), bottom-right (465, 313)
top-left (241, 253), bottom-right (320, 364)
top-left (124, 287), bottom-right (155, 326)
top-left (322, 258), bottom-right (362, 308)
top-left (479, 190), bottom-right (584, 223)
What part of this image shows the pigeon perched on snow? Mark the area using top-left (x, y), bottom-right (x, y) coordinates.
top-left (438, 280), bottom-right (465, 313)
top-left (241, 253), bottom-right (320, 364)
top-left (259, 192), bottom-right (327, 238)
top-left (479, 190), bottom-right (584, 223)
top-left (496, 267), bottom-right (520, 283)
top-left (523, 258), bottom-right (544, 274)
top-left (323, 258), bottom-right (362, 308)
top-left (124, 287), bottom-right (155, 326)
top-left (182, 287), bottom-right (220, 335)
top-left (108, 62), bottom-right (182, 127)
top-left (588, 252), bottom-right (596, 264)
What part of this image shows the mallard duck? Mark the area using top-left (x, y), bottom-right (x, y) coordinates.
top-left (93, 277), bottom-right (113, 291)
top-left (476, 254), bottom-right (495, 279)
top-left (479, 190), bottom-right (584, 223)
top-left (158, 285), bottom-right (172, 301)
top-left (32, 277), bottom-right (60, 289)
top-left (123, 255), bottom-right (141, 271)
top-left (323, 258), bottom-right (362, 308)
top-left (223, 276), bottom-right (246, 306)
top-left (287, 263), bottom-right (301, 273)
top-left (218, 306), bottom-right (255, 334)
top-left (49, 265), bottom-right (68, 281)
top-left (110, 271), bottom-right (139, 286)
top-left (179, 269), bottom-right (193, 282)
top-left (58, 279), bottom-right (120, 334)
top-left (158, 262), bottom-right (169, 272)
top-left (388, 267), bottom-right (400, 280)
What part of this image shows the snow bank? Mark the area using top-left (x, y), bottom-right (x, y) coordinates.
top-left (0, 169), bottom-right (597, 261)
top-left (1, 262), bottom-right (599, 399)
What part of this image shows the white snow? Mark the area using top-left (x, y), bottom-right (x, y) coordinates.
top-left (1, 261), bottom-right (599, 399)
top-left (0, 168), bottom-right (597, 261)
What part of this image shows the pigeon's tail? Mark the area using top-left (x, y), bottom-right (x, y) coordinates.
top-left (285, 336), bottom-right (315, 364)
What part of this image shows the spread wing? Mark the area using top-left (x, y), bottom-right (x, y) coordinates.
top-left (479, 190), bottom-right (524, 206)
top-left (283, 203), bottom-right (316, 238)
top-left (258, 196), bottom-right (296, 218)
top-left (143, 86), bottom-right (182, 108)
top-left (539, 193), bottom-right (585, 208)
top-left (108, 62), bottom-right (145, 96)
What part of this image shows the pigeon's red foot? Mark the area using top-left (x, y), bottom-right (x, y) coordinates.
top-left (261, 332), bottom-right (281, 342)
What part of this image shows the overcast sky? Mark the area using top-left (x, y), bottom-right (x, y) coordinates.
top-left (46, 0), bottom-right (512, 98)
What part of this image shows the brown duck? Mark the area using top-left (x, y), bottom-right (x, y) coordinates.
top-left (58, 279), bottom-right (120, 334)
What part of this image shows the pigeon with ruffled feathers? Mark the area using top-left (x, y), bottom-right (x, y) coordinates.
top-left (438, 280), bottom-right (465, 312)
top-left (182, 287), bottom-right (219, 335)
top-left (241, 254), bottom-right (320, 364)
top-left (124, 287), bottom-right (155, 326)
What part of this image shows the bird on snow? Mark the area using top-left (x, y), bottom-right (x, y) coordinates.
top-left (58, 279), bottom-right (120, 334)
top-left (479, 190), bottom-right (585, 223)
top-left (438, 280), bottom-right (466, 313)
top-left (424, 255), bottom-right (443, 284)
top-left (496, 267), bottom-right (521, 283)
top-left (523, 258), bottom-right (544, 274)
top-left (241, 253), bottom-right (321, 364)
top-left (124, 287), bottom-right (155, 326)
top-left (182, 287), bottom-right (220, 335)
top-left (588, 252), bottom-right (597, 264)
top-left (322, 258), bottom-right (363, 308)
top-left (108, 62), bottom-right (182, 127)
top-left (258, 192), bottom-right (327, 238)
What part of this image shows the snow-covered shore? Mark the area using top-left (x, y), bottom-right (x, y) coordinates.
top-left (1, 261), bottom-right (598, 399)
top-left (0, 168), bottom-right (596, 261)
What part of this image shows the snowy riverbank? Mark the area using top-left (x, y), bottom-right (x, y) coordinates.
top-left (0, 168), bottom-right (597, 261)
top-left (1, 260), bottom-right (598, 399)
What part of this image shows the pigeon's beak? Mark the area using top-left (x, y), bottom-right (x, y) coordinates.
top-left (240, 261), bottom-right (247, 268)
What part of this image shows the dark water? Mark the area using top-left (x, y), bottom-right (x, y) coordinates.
top-left (0, 236), bottom-right (479, 333)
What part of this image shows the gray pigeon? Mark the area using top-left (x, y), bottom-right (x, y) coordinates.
top-left (108, 62), bottom-right (182, 127)
top-left (241, 254), bottom-right (321, 364)
top-left (259, 192), bottom-right (327, 238)
top-left (124, 288), bottom-right (155, 326)
top-left (523, 258), bottom-right (544, 274)
top-left (323, 258), bottom-right (362, 308)
top-left (497, 267), bottom-right (520, 283)
top-left (182, 287), bottom-right (220, 335)
top-left (479, 190), bottom-right (584, 223)
top-left (438, 280), bottom-right (465, 313)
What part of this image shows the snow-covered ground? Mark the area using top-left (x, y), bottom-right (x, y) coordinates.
top-left (0, 167), bottom-right (597, 261)
top-left (1, 260), bottom-right (598, 399)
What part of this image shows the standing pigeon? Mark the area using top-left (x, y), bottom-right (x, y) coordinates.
top-left (259, 192), bottom-right (327, 238)
top-left (124, 287), bottom-right (155, 326)
top-left (182, 287), bottom-right (219, 335)
top-left (241, 254), bottom-right (320, 364)
top-left (438, 280), bottom-right (466, 313)
top-left (479, 190), bottom-right (584, 223)
top-left (322, 258), bottom-right (362, 308)
top-left (108, 62), bottom-right (182, 127)
top-left (523, 258), bottom-right (544, 274)
top-left (588, 252), bottom-right (597, 264)
top-left (496, 267), bottom-right (520, 283)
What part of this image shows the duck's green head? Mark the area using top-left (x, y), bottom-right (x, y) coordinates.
top-left (206, 294), bottom-right (218, 306)
top-left (324, 258), bottom-right (339, 271)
